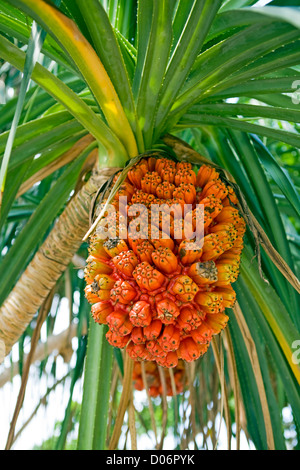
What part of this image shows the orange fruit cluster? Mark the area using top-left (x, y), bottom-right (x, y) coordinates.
top-left (84, 155), bottom-right (246, 368)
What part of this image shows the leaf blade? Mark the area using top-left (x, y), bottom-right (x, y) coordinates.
top-left (74, 0), bottom-right (143, 152)
top-left (0, 142), bottom-right (96, 308)
top-left (154, 0), bottom-right (223, 139)
top-left (136, 0), bottom-right (173, 148)
top-left (9, 0), bottom-right (138, 157)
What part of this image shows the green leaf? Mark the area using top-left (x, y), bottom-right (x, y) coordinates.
top-left (0, 111), bottom-right (75, 158)
top-left (270, 0), bottom-right (300, 5)
top-left (7, 204), bottom-right (36, 222)
top-left (235, 279), bottom-right (289, 450)
top-left (190, 102), bottom-right (300, 124)
top-left (114, 29), bottom-right (136, 82)
top-left (240, 246), bottom-right (300, 384)
top-left (235, 275), bottom-right (300, 431)
top-left (251, 134), bottom-right (300, 219)
top-left (114, 0), bottom-right (137, 42)
top-left (220, 0), bottom-right (257, 11)
top-left (202, 75), bottom-right (300, 100)
top-left (228, 131), bottom-right (299, 322)
top-left (208, 40), bottom-right (300, 99)
top-left (0, 34), bottom-right (128, 165)
top-left (108, 0), bottom-right (119, 26)
top-left (208, 4), bottom-right (300, 46)
top-left (135, 0), bottom-right (173, 148)
top-left (228, 313), bottom-right (268, 449)
top-left (9, 0), bottom-right (138, 158)
top-left (77, 322), bottom-right (113, 450)
top-left (171, 0), bottom-right (195, 55)
top-left (132, 0), bottom-right (153, 100)
top-left (0, 0), bottom-right (74, 69)
top-left (0, 113), bottom-right (84, 230)
top-left (22, 132), bottom-right (87, 182)
top-left (253, 92), bottom-right (300, 111)
top-left (244, 6), bottom-right (300, 30)
top-left (0, 19), bottom-right (46, 204)
top-left (206, 8), bottom-right (272, 44)
top-left (178, 113), bottom-right (300, 149)
top-left (154, 0), bottom-right (223, 140)
top-left (113, 347), bottom-right (124, 376)
top-left (60, 0), bottom-right (94, 45)
top-left (170, 21), bottom-right (300, 123)
top-left (74, 0), bottom-right (143, 152)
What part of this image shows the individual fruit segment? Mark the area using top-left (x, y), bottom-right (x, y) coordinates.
top-left (103, 238), bottom-right (129, 258)
top-left (188, 260), bottom-right (218, 285)
top-left (112, 250), bottom-right (139, 277)
top-left (110, 280), bottom-right (137, 305)
top-left (133, 261), bottom-right (166, 292)
top-left (168, 275), bottom-right (199, 302)
top-left (156, 181), bottom-right (175, 200)
top-left (196, 164), bottom-right (220, 188)
top-left (84, 255), bottom-right (113, 284)
top-left (91, 301), bottom-right (114, 324)
top-left (178, 337), bottom-right (209, 362)
top-left (129, 300), bottom-right (152, 327)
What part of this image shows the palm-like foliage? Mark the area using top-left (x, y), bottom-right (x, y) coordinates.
top-left (0, 0), bottom-right (299, 450)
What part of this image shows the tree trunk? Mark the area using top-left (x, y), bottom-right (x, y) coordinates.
top-left (0, 165), bottom-right (118, 359)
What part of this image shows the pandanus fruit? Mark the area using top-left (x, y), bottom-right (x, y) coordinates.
top-left (84, 155), bottom-right (246, 368)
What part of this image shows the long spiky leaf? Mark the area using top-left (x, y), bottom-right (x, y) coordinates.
top-left (9, 0), bottom-right (138, 158)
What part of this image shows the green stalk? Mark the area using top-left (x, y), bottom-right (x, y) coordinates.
top-left (77, 322), bottom-right (113, 450)
top-left (55, 335), bottom-right (87, 450)
top-left (93, 333), bottom-right (114, 449)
